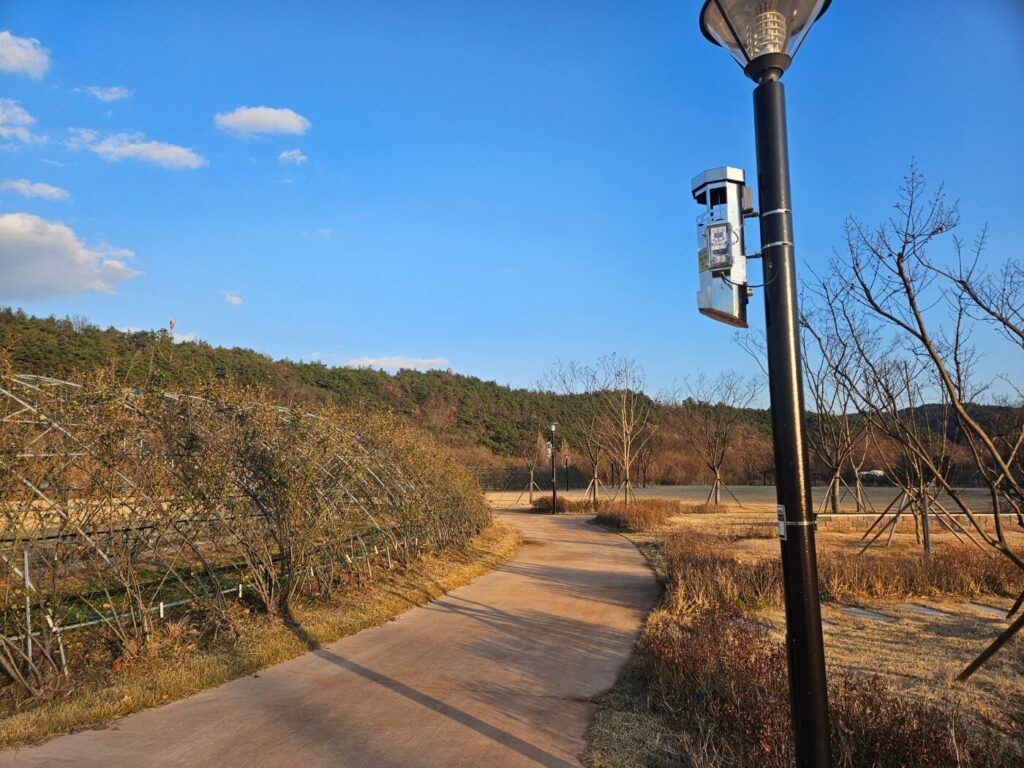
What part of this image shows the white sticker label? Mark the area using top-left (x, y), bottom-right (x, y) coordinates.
top-left (777, 505), bottom-right (787, 540)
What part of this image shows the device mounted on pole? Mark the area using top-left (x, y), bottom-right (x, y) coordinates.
top-left (696, 2), bottom-right (833, 767)
top-left (692, 166), bottom-right (757, 327)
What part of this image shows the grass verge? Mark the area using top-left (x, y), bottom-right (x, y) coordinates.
top-left (0, 518), bottom-right (521, 749)
top-left (586, 525), bottom-right (1022, 767)
top-left (594, 499), bottom-right (714, 532)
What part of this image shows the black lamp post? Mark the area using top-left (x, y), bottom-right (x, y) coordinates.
top-left (549, 423), bottom-right (558, 512)
top-left (564, 452), bottom-right (570, 491)
top-left (699, 2), bottom-right (832, 766)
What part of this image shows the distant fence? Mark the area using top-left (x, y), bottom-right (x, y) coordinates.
top-left (467, 465), bottom-right (589, 492)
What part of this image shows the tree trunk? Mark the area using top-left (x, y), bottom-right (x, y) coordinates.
top-left (713, 470), bottom-right (721, 507)
top-left (831, 471), bottom-right (841, 515)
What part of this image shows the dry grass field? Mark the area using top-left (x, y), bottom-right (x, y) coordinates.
top-left (544, 487), bottom-right (1024, 767)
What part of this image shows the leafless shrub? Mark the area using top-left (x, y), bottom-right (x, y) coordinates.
top-left (0, 371), bottom-right (489, 698)
top-left (596, 499), bottom-right (680, 532)
top-left (528, 496), bottom-right (594, 514)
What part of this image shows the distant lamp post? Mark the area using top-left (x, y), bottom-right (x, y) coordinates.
top-left (550, 422), bottom-right (558, 512)
top-left (699, 2), bottom-right (832, 767)
top-left (564, 451), bottom-right (570, 492)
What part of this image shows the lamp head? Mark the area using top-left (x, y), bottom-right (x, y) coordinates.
top-left (699, 0), bottom-right (830, 82)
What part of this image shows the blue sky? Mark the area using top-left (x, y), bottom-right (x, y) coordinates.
top-left (1, 1), bottom-right (1022, 394)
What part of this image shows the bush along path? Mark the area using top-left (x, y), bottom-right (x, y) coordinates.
top-left (0, 373), bottom-right (494, 744)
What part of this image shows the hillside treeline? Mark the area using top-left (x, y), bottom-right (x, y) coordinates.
top-left (0, 307), bottom-right (573, 461)
top-left (0, 306), bottom-right (1013, 490)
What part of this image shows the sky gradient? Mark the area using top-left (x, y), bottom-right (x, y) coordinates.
top-left (1, 1), bottom-right (1022, 393)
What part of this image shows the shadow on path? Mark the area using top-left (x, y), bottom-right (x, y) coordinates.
top-left (310, 647), bottom-right (577, 768)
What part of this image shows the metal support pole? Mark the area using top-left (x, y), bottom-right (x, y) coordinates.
top-left (551, 437), bottom-right (558, 513)
top-left (564, 457), bottom-right (569, 491)
top-left (753, 76), bottom-right (831, 768)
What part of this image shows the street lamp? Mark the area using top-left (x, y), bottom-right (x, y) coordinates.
top-left (564, 451), bottom-right (570, 492)
top-left (550, 422), bottom-right (558, 513)
top-left (698, 2), bottom-right (832, 767)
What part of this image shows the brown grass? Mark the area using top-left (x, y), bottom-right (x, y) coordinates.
top-left (0, 519), bottom-right (521, 748)
top-left (661, 529), bottom-right (1022, 609)
top-left (818, 544), bottom-right (1022, 600)
top-left (595, 499), bottom-right (691, 532)
top-left (529, 496), bottom-right (598, 514)
top-left (586, 523), bottom-right (1023, 767)
top-left (640, 607), bottom-right (1013, 767)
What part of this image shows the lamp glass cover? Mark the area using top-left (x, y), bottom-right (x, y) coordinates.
top-left (701, 0), bottom-right (827, 68)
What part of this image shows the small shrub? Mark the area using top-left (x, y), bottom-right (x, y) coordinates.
top-left (529, 496), bottom-right (596, 514)
top-left (595, 499), bottom-right (680, 532)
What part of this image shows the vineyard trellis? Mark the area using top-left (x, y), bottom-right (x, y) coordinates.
top-left (0, 371), bottom-right (489, 698)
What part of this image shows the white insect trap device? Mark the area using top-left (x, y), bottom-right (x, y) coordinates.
top-left (691, 166), bottom-right (755, 328)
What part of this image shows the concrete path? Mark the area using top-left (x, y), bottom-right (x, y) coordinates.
top-left (0, 511), bottom-right (658, 768)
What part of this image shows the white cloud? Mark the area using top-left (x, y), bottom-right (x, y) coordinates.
top-left (0, 31), bottom-right (50, 80)
top-left (173, 330), bottom-right (198, 343)
top-left (215, 106), bottom-right (310, 138)
top-left (0, 99), bottom-right (46, 145)
top-left (77, 85), bottom-right (132, 102)
top-left (224, 292), bottom-right (242, 305)
top-left (344, 356), bottom-right (449, 371)
top-left (68, 129), bottom-right (206, 169)
top-left (0, 212), bottom-right (140, 299)
top-left (0, 178), bottom-right (69, 200)
top-left (278, 148), bottom-right (307, 165)
top-left (317, 227), bottom-right (332, 238)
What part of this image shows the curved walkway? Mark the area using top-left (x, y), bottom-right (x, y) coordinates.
top-left (0, 512), bottom-right (657, 767)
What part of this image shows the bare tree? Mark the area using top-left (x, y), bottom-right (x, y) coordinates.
top-left (545, 360), bottom-right (607, 508)
top-left (664, 371), bottom-right (760, 507)
top-left (516, 433), bottom-right (548, 504)
top-left (800, 310), bottom-right (870, 514)
top-left (592, 356), bottom-right (656, 506)
top-left (546, 356), bottom-right (655, 507)
top-left (806, 164), bottom-right (1024, 677)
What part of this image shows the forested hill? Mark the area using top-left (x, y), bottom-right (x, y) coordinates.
top-left (0, 308), bottom-right (580, 460)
